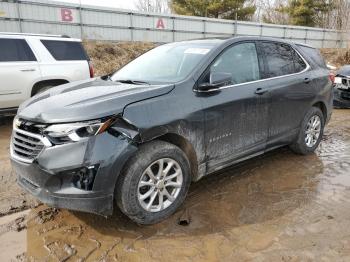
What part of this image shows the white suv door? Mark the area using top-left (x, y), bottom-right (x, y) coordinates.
top-left (0, 38), bottom-right (41, 109)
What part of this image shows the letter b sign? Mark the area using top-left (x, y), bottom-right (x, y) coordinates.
top-left (61, 8), bottom-right (73, 22)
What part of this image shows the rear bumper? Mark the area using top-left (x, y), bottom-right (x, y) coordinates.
top-left (11, 131), bottom-right (138, 216)
top-left (334, 88), bottom-right (350, 108)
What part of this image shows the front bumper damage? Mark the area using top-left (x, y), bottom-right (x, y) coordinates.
top-left (334, 87), bottom-right (350, 108)
top-left (11, 128), bottom-right (137, 216)
top-left (333, 68), bottom-right (350, 108)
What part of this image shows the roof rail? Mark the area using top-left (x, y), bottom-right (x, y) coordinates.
top-left (0, 32), bottom-right (70, 38)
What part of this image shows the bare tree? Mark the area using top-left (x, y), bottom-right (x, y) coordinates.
top-left (245, 0), bottom-right (288, 23)
top-left (135, 0), bottom-right (170, 13)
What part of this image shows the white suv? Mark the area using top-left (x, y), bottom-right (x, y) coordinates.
top-left (0, 33), bottom-right (93, 115)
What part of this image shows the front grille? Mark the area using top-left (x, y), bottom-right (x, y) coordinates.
top-left (11, 129), bottom-right (47, 162)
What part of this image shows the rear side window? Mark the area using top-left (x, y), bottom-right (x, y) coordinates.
top-left (210, 42), bottom-right (260, 84)
top-left (294, 50), bottom-right (307, 72)
top-left (260, 42), bottom-right (299, 78)
top-left (0, 38), bottom-right (36, 62)
top-left (41, 40), bottom-right (88, 61)
top-left (297, 45), bottom-right (327, 68)
top-left (260, 42), bottom-right (308, 78)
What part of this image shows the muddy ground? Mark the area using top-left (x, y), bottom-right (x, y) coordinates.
top-left (0, 109), bottom-right (349, 261)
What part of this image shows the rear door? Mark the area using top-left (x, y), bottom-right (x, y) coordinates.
top-left (199, 41), bottom-right (269, 172)
top-left (257, 41), bottom-right (313, 148)
top-left (0, 38), bottom-right (41, 109)
top-left (39, 39), bottom-right (90, 81)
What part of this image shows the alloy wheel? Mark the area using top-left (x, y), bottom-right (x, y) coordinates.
top-left (305, 115), bottom-right (321, 148)
top-left (137, 158), bottom-right (183, 212)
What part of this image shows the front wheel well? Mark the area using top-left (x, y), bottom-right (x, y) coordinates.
top-left (155, 133), bottom-right (198, 181)
top-left (31, 79), bottom-right (69, 96)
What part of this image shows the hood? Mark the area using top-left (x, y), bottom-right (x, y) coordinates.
top-left (337, 65), bottom-right (350, 78)
top-left (18, 79), bottom-right (174, 123)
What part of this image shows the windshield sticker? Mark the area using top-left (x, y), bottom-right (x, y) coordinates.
top-left (184, 48), bottom-right (210, 55)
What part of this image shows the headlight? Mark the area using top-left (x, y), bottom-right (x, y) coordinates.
top-left (44, 117), bottom-right (116, 144)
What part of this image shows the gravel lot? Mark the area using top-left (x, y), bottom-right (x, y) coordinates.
top-left (0, 109), bottom-right (349, 261)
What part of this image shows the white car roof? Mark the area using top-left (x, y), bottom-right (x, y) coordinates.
top-left (0, 32), bottom-right (81, 42)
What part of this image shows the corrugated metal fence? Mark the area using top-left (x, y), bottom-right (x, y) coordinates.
top-left (0, 0), bottom-right (348, 48)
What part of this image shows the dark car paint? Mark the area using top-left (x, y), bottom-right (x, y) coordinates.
top-left (12, 37), bottom-right (333, 216)
top-left (17, 78), bottom-right (175, 123)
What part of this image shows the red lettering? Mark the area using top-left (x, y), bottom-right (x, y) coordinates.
top-left (156, 18), bottom-right (165, 29)
top-left (61, 8), bottom-right (73, 22)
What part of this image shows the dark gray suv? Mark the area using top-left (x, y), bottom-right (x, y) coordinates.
top-left (10, 37), bottom-right (333, 224)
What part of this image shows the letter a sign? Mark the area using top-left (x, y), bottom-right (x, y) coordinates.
top-left (156, 18), bottom-right (165, 29)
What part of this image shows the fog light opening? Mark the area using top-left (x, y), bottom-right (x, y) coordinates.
top-left (72, 165), bottom-right (99, 191)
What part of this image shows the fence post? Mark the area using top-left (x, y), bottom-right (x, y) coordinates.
top-left (16, 0), bottom-right (22, 33)
top-left (321, 29), bottom-right (325, 48)
top-left (129, 12), bottom-right (134, 41)
top-left (283, 26), bottom-right (286, 39)
top-left (304, 28), bottom-right (308, 44)
top-left (234, 13), bottom-right (238, 36)
top-left (259, 24), bottom-right (263, 36)
top-left (172, 17), bottom-right (175, 42)
top-left (78, 4), bottom-right (83, 38)
top-left (203, 19), bottom-right (206, 38)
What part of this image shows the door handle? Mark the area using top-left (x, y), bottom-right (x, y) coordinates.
top-left (255, 88), bottom-right (269, 95)
top-left (304, 78), bottom-right (311, 84)
top-left (20, 69), bottom-right (36, 72)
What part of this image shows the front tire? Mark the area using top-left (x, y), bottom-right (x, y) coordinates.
top-left (115, 140), bottom-right (191, 225)
top-left (290, 107), bottom-right (325, 155)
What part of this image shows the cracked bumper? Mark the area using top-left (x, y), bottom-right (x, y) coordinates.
top-left (334, 88), bottom-right (350, 108)
top-left (11, 131), bottom-right (137, 216)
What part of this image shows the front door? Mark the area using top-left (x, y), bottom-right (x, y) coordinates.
top-left (198, 42), bottom-right (269, 173)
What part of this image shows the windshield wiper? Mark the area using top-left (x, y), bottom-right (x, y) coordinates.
top-left (115, 79), bottom-right (150, 85)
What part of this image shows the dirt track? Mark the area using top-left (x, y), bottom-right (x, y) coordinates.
top-left (0, 109), bottom-right (349, 261)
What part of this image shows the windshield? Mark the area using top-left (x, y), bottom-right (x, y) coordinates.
top-left (111, 43), bottom-right (215, 84)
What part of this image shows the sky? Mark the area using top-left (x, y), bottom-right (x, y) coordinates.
top-left (51, 0), bottom-right (137, 10)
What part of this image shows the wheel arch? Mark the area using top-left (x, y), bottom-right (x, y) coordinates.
top-left (312, 101), bottom-right (327, 121)
top-left (149, 133), bottom-right (199, 182)
top-left (31, 79), bottom-right (69, 96)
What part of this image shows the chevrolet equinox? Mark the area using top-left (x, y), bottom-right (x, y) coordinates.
top-left (10, 37), bottom-right (333, 224)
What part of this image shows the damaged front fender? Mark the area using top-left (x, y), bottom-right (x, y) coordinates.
top-left (108, 116), bottom-right (141, 142)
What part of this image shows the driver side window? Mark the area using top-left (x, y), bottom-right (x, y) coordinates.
top-left (210, 42), bottom-right (260, 85)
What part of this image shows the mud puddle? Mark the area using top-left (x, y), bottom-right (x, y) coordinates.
top-left (1, 109), bottom-right (349, 261)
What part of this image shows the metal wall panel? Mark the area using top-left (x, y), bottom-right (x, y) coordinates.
top-left (285, 28), bottom-right (306, 39)
top-left (0, 2), bottom-right (18, 18)
top-left (21, 3), bottom-right (80, 23)
top-left (206, 21), bottom-right (233, 34)
top-left (0, 20), bottom-right (20, 32)
top-left (0, 0), bottom-right (347, 48)
top-left (262, 26), bottom-right (284, 38)
top-left (83, 26), bottom-right (131, 41)
top-left (133, 29), bottom-right (173, 42)
top-left (82, 10), bottom-right (130, 27)
top-left (237, 23), bottom-right (261, 36)
top-left (174, 18), bottom-right (202, 32)
top-left (22, 21), bottom-right (81, 38)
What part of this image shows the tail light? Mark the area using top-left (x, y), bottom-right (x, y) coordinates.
top-left (88, 61), bottom-right (94, 78)
top-left (329, 72), bottom-right (335, 84)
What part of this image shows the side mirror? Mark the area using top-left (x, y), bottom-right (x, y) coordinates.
top-left (198, 72), bottom-right (232, 91)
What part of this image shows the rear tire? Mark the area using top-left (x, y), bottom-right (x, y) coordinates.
top-left (33, 85), bottom-right (54, 95)
top-left (290, 107), bottom-right (324, 155)
top-left (115, 140), bottom-right (191, 225)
